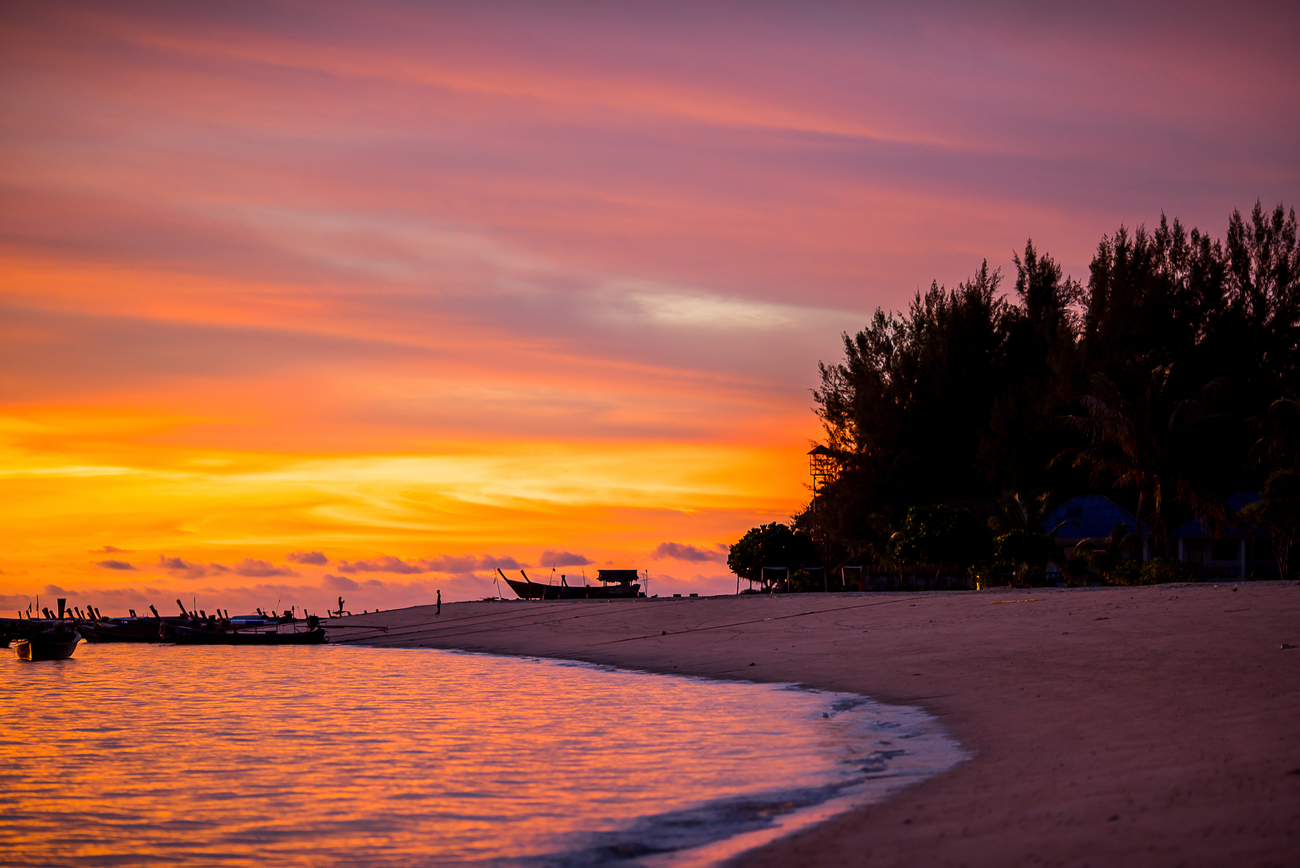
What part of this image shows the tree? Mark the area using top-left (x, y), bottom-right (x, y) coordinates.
top-left (806, 203), bottom-right (1294, 572)
top-left (1064, 364), bottom-right (1231, 556)
top-left (980, 244), bottom-right (1085, 495)
top-left (812, 264), bottom-right (1018, 537)
top-left (1072, 522), bottom-right (1142, 584)
top-left (989, 491), bottom-right (1068, 584)
top-left (727, 523), bottom-right (820, 590)
top-left (892, 505), bottom-right (990, 580)
top-left (1240, 469), bottom-right (1300, 582)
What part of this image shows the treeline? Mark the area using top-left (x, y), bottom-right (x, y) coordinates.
top-left (780, 202), bottom-right (1298, 583)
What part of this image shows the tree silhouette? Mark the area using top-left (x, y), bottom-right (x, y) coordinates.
top-left (787, 202), bottom-right (1297, 584)
top-left (727, 523), bottom-right (819, 590)
top-left (1065, 364), bottom-right (1229, 556)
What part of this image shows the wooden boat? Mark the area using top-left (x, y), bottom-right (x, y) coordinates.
top-left (14, 627), bottom-right (82, 661)
top-left (80, 617), bottom-right (172, 643)
top-left (498, 569), bottom-right (642, 600)
top-left (79, 602), bottom-right (231, 643)
top-left (165, 624), bottom-right (327, 645)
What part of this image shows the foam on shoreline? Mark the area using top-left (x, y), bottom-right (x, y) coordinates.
top-left (493, 672), bottom-right (970, 867)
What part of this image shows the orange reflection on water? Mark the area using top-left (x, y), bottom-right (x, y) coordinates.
top-left (1, 644), bottom-right (944, 866)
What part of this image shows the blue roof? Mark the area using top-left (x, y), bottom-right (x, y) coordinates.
top-left (1043, 495), bottom-right (1148, 540)
top-left (1170, 493), bottom-right (1260, 537)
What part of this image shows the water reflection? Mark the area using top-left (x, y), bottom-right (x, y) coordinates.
top-left (1, 645), bottom-right (962, 866)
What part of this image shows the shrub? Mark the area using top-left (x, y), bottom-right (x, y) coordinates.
top-left (1138, 557), bottom-right (1200, 585)
top-left (1104, 559), bottom-right (1144, 586)
top-left (894, 505), bottom-right (991, 574)
top-left (728, 523), bottom-right (820, 588)
top-left (1061, 558), bottom-right (1091, 586)
top-left (1103, 557), bottom-right (1199, 585)
top-left (1012, 564), bottom-right (1048, 588)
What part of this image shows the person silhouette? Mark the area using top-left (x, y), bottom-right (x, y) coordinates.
top-left (436, 589), bottom-right (441, 615)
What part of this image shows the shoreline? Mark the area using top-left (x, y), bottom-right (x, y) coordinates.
top-left (329, 583), bottom-right (1300, 867)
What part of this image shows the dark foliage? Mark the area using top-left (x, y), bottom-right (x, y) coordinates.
top-left (727, 523), bottom-right (820, 588)
top-left (893, 505), bottom-right (990, 576)
top-left (1241, 469), bottom-right (1300, 582)
top-left (804, 202), bottom-right (1298, 569)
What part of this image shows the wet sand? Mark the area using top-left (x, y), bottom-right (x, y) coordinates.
top-left (330, 583), bottom-right (1300, 867)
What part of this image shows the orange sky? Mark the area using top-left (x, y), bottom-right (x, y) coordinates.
top-left (2, 2), bottom-right (1297, 614)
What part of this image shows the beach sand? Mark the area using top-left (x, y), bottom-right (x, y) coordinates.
top-left (330, 583), bottom-right (1300, 866)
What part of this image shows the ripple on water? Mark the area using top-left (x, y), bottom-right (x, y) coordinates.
top-left (1, 644), bottom-right (966, 866)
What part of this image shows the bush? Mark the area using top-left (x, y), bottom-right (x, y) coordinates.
top-left (969, 562), bottom-right (1011, 589)
top-left (1061, 558), bottom-right (1091, 586)
top-left (1139, 557), bottom-right (1200, 585)
top-left (728, 523), bottom-right (820, 588)
top-left (1104, 559), bottom-right (1143, 586)
top-left (1103, 557), bottom-right (1199, 585)
top-left (894, 505), bottom-right (991, 573)
top-left (993, 528), bottom-right (1054, 565)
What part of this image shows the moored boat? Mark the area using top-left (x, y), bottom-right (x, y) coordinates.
top-left (498, 569), bottom-right (642, 600)
top-left (80, 617), bottom-right (171, 643)
top-left (14, 626), bottom-right (82, 661)
top-left (165, 624), bottom-right (327, 645)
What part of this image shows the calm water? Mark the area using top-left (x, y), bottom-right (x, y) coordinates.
top-left (2, 644), bottom-right (964, 866)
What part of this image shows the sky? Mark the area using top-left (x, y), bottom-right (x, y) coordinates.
top-left (2, 1), bottom-right (1297, 615)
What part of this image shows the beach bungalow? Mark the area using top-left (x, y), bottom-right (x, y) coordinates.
top-left (1170, 492), bottom-right (1270, 579)
top-left (1042, 495), bottom-right (1151, 573)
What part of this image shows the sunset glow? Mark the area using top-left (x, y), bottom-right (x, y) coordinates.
top-left (3, 2), bottom-right (1297, 612)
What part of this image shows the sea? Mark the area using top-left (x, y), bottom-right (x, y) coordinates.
top-left (1, 643), bottom-right (966, 867)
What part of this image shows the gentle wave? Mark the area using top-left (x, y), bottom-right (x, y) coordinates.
top-left (1, 644), bottom-right (965, 866)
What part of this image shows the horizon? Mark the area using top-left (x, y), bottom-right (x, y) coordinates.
top-left (2, 1), bottom-right (1298, 615)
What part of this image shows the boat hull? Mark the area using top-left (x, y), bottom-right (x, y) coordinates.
top-left (166, 625), bottom-right (328, 645)
top-left (502, 577), bottom-right (640, 600)
top-left (80, 620), bottom-right (169, 643)
top-left (14, 630), bottom-right (81, 661)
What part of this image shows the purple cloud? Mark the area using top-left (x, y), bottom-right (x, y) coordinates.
top-left (652, 542), bottom-right (727, 563)
top-left (287, 551), bottom-right (329, 565)
top-left (338, 556), bottom-right (426, 574)
top-left (159, 556), bottom-right (229, 579)
top-left (541, 550), bottom-right (592, 567)
top-left (336, 554), bottom-right (525, 576)
top-left (95, 559), bottom-right (135, 570)
top-left (233, 559), bottom-right (299, 578)
top-left (479, 555), bottom-right (523, 570)
top-left (90, 545), bottom-right (131, 553)
top-left (418, 555), bottom-right (524, 574)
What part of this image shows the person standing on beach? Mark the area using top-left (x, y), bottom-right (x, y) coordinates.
top-left (437, 589), bottom-right (441, 615)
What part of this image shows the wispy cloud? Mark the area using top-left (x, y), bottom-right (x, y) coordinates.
top-left (419, 555), bottom-right (523, 574)
top-left (95, 559), bottom-right (135, 570)
top-left (540, 550), bottom-right (592, 568)
top-left (159, 556), bottom-right (230, 579)
top-left (337, 554), bottom-right (523, 575)
top-left (287, 551), bottom-right (329, 565)
top-left (652, 542), bottom-right (727, 563)
top-left (337, 556), bottom-right (427, 575)
top-left (232, 559), bottom-right (298, 578)
top-left (90, 545), bottom-right (131, 553)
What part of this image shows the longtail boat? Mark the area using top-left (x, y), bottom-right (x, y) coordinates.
top-left (80, 617), bottom-right (172, 643)
top-left (498, 569), bottom-right (642, 600)
top-left (165, 624), bottom-right (327, 645)
top-left (14, 626), bottom-right (82, 661)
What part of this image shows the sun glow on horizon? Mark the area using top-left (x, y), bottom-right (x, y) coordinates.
top-left (0, 402), bottom-right (812, 611)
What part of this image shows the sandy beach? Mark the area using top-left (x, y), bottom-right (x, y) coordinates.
top-left (328, 583), bottom-right (1300, 867)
